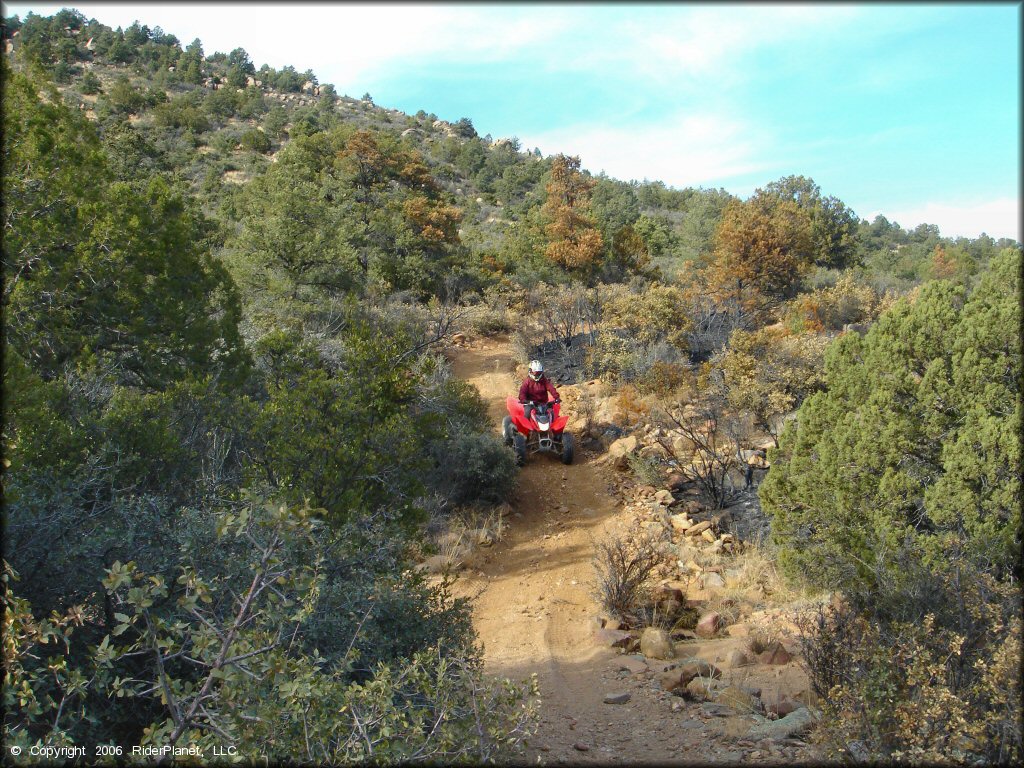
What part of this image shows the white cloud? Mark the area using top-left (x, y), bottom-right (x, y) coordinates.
top-left (865, 197), bottom-right (1021, 242)
top-left (604, 5), bottom-right (862, 86)
top-left (3, 3), bottom-right (571, 90)
top-left (518, 112), bottom-right (774, 189)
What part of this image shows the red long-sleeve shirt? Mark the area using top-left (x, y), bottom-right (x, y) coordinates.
top-left (519, 376), bottom-right (559, 404)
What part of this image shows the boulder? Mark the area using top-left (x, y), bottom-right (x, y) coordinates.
top-left (617, 655), bottom-right (648, 675)
top-left (654, 489), bottom-right (675, 505)
top-left (723, 649), bottom-right (749, 668)
top-left (746, 707), bottom-right (816, 740)
top-left (717, 685), bottom-right (758, 712)
top-left (639, 627), bottom-right (675, 659)
top-left (765, 697), bottom-right (801, 717)
top-left (607, 435), bottom-right (639, 469)
top-left (603, 691), bottom-right (631, 705)
top-left (702, 572), bottom-right (726, 590)
top-left (593, 628), bottom-right (632, 648)
top-left (701, 528), bottom-right (717, 544)
top-left (671, 658), bottom-right (722, 683)
top-left (660, 670), bottom-right (688, 694)
top-left (670, 514), bottom-right (692, 532)
top-left (685, 520), bottom-right (712, 537)
top-left (757, 640), bottom-right (793, 666)
top-left (695, 612), bottom-right (723, 638)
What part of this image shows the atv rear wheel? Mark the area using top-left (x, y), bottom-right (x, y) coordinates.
top-left (560, 432), bottom-right (575, 465)
top-left (513, 433), bottom-right (527, 466)
top-left (502, 415), bottom-right (514, 446)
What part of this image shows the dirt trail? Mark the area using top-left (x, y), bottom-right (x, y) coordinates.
top-left (447, 339), bottom-right (755, 765)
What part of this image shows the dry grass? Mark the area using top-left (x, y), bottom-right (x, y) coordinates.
top-left (719, 541), bottom-right (818, 606)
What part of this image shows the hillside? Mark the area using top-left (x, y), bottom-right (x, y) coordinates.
top-left (3, 9), bottom-right (1021, 766)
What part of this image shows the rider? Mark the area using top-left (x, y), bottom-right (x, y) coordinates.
top-left (518, 360), bottom-right (560, 422)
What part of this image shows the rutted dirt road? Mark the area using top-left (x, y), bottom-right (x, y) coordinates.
top-left (446, 338), bottom-right (788, 765)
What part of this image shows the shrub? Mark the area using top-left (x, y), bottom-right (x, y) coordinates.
top-left (429, 430), bottom-right (517, 508)
top-left (798, 566), bottom-right (1021, 765)
top-left (625, 452), bottom-right (663, 486)
top-left (761, 250), bottom-right (1021, 593)
top-left (592, 524), bottom-right (671, 626)
top-left (2, 501), bottom-right (540, 763)
top-left (469, 305), bottom-right (511, 336)
top-left (600, 282), bottom-right (691, 347)
top-left (79, 69), bottom-right (102, 94)
top-left (239, 128), bottom-right (271, 153)
top-left (782, 272), bottom-right (897, 333)
top-left (613, 382), bottom-right (648, 424)
top-left (636, 359), bottom-right (690, 397)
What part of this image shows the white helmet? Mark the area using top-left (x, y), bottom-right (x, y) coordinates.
top-left (528, 360), bottom-right (544, 381)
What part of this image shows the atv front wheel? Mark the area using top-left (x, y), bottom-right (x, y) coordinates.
top-left (560, 432), bottom-right (575, 465)
top-left (513, 433), bottom-right (527, 466)
top-left (502, 415), bottom-right (514, 446)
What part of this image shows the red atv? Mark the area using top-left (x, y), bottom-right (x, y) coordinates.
top-left (502, 395), bottom-right (574, 466)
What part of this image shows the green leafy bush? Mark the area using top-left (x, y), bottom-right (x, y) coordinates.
top-left (765, 250), bottom-right (1022, 763)
top-left (239, 127), bottom-right (271, 153)
top-left (762, 249), bottom-right (1021, 592)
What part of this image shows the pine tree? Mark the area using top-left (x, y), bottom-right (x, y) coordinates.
top-left (542, 154), bottom-right (604, 273)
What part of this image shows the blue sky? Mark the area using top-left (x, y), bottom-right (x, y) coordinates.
top-left (4, 2), bottom-right (1021, 241)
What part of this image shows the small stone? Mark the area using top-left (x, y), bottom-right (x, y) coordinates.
top-left (766, 697), bottom-right (801, 717)
top-left (640, 627), bottom-right (676, 659)
top-left (696, 612), bottom-right (723, 638)
top-left (701, 528), bottom-right (717, 543)
top-left (593, 628), bottom-right (632, 648)
top-left (660, 670), bottom-right (686, 693)
top-left (758, 640), bottom-right (793, 666)
top-left (573, 742), bottom-right (590, 752)
top-left (670, 513), bottom-right (692, 532)
top-left (702, 572), bottom-right (726, 589)
top-left (723, 649), bottom-right (749, 668)
top-left (618, 655), bottom-right (648, 675)
top-left (603, 691), bottom-right (631, 704)
top-left (685, 520), bottom-right (712, 537)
